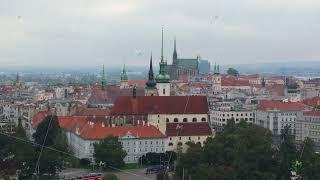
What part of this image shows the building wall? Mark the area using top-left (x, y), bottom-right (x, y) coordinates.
top-left (166, 135), bottom-right (209, 152)
top-left (156, 83), bottom-right (170, 96)
top-left (148, 114), bottom-right (209, 134)
top-left (295, 113), bottom-right (320, 151)
top-left (121, 135), bottom-right (166, 163)
top-left (212, 74), bottom-right (222, 94)
top-left (255, 110), bottom-right (298, 135)
top-left (65, 130), bottom-right (166, 164)
top-left (210, 110), bottom-right (255, 132)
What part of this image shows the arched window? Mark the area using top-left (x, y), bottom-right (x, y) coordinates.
top-left (168, 142), bottom-right (173, 146)
top-left (166, 118), bottom-right (169, 122)
top-left (174, 118), bottom-right (178, 122)
top-left (183, 118), bottom-right (187, 122)
top-left (163, 89), bottom-right (165, 95)
top-left (192, 118), bottom-right (197, 122)
top-left (201, 117), bottom-right (206, 122)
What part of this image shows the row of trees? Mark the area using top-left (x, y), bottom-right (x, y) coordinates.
top-left (175, 120), bottom-right (320, 180)
top-left (0, 116), bottom-right (72, 178)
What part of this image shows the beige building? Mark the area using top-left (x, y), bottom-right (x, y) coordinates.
top-left (109, 96), bottom-right (213, 152)
top-left (255, 100), bottom-right (305, 135)
top-left (295, 111), bottom-right (320, 151)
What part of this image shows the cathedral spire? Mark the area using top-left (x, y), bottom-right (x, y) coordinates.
top-left (161, 27), bottom-right (164, 63)
top-left (121, 64), bottom-right (128, 81)
top-left (101, 64), bottom-right (106, 90)
top-left (173, 36), bottom-right (178, 64)
top-left (146, 53), bottom-right (157, 88)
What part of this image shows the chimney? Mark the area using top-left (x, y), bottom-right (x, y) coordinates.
top-left (132, 85), bottom-right (137, 99)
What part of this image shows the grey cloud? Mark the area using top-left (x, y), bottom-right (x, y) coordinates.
top-left (0, 0), bottom-right (320, 67)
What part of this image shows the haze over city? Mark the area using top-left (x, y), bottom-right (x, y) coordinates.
top-left (1, 0), bottom-right (320, 68)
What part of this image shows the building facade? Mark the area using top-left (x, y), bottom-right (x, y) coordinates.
top-left (167, 38), bottom-right (199, 80)
top-left (209, 101), bottom-right (255, 132)
top-left (255, 100), bottom-right (305, 135)
top-left (295, 111), bottom-right (320, 151)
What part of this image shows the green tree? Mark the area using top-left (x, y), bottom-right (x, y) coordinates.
top-left (227, 68), bottom-right (239, 76)
top-left (93, 136), bottom-right (127, 168)
top-left (32, 115), bottom-right (69, 175)
top-left (277, 125), bottom-right (297, 180)
top-left (14, 119), bottom-right (36, 178)
top-left (33, 115), bottom-right (60, 146)
top-left (298, 138), bottom-right (320, 179)
top-left (177, 121), bottom-right (278, 180)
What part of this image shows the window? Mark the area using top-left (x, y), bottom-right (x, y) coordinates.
top-left (163, 89), bottom-right (165, 95)
top-left (179, 137), bottom-right (181, 140)
top-left (166, 118), bottom-right (169, 122)
top-left (183, 118), bottom-right (187, 122)
top-left (192, 118), bottom-right (197, 122)
top-left (188, 137), bottom-right (191, 140)
top-left (177, 142), bottom-right (183, 146)
top-left (168, 143), bottom-right (173, 146)
top-left (201, 117), bottom-right (206, 122)
top-left (198, 137), bottom-right (200, 140)
top-left (174, 118), bottom-right (178, 122)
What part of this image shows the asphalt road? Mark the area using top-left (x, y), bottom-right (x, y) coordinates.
top-left (113, 168), bottom-right (156, 180)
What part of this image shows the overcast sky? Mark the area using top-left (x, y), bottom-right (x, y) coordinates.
top-left (1, 0), bottom-right (320, 68)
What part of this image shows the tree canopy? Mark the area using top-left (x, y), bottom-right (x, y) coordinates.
top-left (177, 120), bottom-right (278, 180)
top-left (32, 115), bottom-right (69, 175)
top-left (94, 136), bottom-right (127, 168)
top-left (227, 68), bottom-right (239, 76)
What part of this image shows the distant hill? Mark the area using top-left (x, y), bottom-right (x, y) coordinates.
top-left (219, 61), bottom-right (320, 76)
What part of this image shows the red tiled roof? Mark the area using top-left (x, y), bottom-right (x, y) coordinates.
top-left (75, 108), bottom-right (110, 116)
top-left (222, 77), bottom-right (250, 87)
top-left (110, 96), bottom-right (209, 115)
top-left (32, 111), bottom-right (51, 128)
top-left (89, 85), bottom-right (144, 105)
top-left (128, 80), bottom-right (146, 87)
top-left (303, 97), bottom-right (320, 107)
top-left (257, 100), bottom-right (305, 111)
top-left (166, 122), bottom-right (212, 136)
top-left (58, 116), bottom-right (165, 140)
top-left (265, 84), bottom-right (285, 96)
top-left (238, 74), bottom-right (259, 79)
top-left (303, 111), bottom-right (320, 116)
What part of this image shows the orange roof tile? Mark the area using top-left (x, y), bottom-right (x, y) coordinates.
top-left (58, 116), bottom-right (165, 140)
top-left (32, 111), bottom-right (51, 128)
top-left (110, 96), bottom-right (209, 115)
top-left (257, 100), bottom-right (305, 111)
top-left (303, 97), bottom-right (320, 107)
